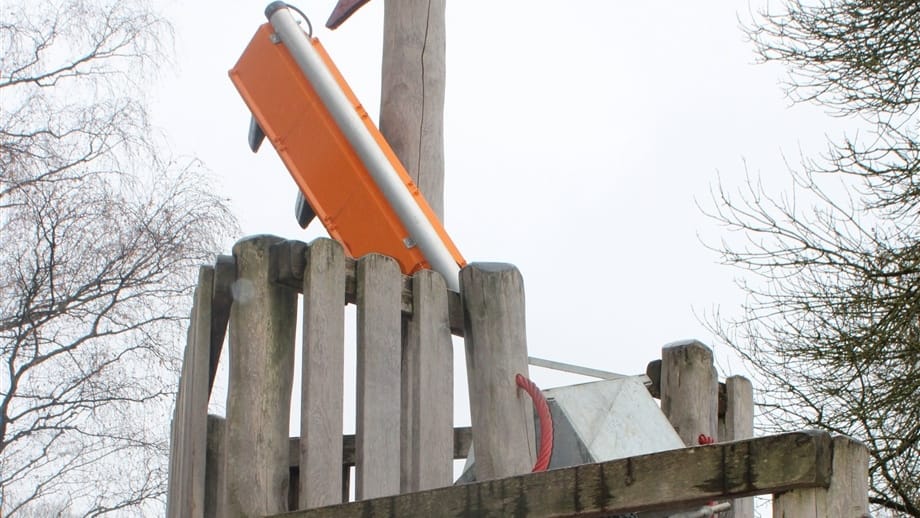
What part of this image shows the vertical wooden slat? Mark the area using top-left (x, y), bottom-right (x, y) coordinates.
top-left (167, 266), bottom-right (214, 518)
top-left (721, 375), bottom-right (754, 518)
top-left (772, 435), bottom-right (869, 517)
top-left (299, 238), bottom-right (347, 509)
top-left (208, 254), bottom-right (235, 395)
top-left (223, 235), bottom-right (298, 517)
top-left (379, 0), bottom-right (447, 220)
top-left (355, 253), bottom-right (402, 499)
top-left (204, 415), bottom-right (226, 518)
top-left (660, 340), bottom-right (719, 445)
top-left (460, 263), bottom-right (535, 480)
top-left (166, 297), bottom-right (196, 518)
top-left (401, 269), bottom-right (453, 492)
top-left (166, 416), bottom-right (180, 517)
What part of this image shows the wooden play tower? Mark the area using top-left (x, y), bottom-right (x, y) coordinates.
top-left (166, 3), bottom-right (870, 517)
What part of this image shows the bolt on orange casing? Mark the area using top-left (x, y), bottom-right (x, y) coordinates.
top-left (229, 23), bottom-right (465, 278)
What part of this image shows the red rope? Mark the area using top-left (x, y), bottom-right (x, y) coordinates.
top-left (515, 374), bottom-right (553, 472)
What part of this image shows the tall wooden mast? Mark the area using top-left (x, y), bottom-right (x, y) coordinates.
top-left (379, 1), bottom-right (447, 221)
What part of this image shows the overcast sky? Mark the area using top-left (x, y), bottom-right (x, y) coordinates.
top-left (151, 1), bottom-right (857, 415)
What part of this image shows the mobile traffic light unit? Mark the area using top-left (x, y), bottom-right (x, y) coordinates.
top-left (229, 2), bottom-right (465, 290)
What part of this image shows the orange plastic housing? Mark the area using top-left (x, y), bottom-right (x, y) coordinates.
top-left (229, 24), bottom-right (465, 275)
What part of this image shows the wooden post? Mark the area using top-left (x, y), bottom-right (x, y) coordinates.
top-left (299, 238), bottom-right (347, 509)
top-left (401, 269), bottom-right (453, 492)
top-left (721, 375), bottom-right (754, 518)
top-left (380, 0), bottom-right (447, 220)
top-left (772, 435), bottom-right (869, 517)
top-left (460, 263), bottom-right (535, 480)
top-left (660, 340), bottom-right (719, 445)
top-left (223, 235), bottom-right (298, 517)
top-left (167, 266), bottom-right (214, 518)
top-left (355, 254), bottom-right (403, 499)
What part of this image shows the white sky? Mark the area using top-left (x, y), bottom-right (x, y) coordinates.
top-left (151, 1), bottom-right (855, 412)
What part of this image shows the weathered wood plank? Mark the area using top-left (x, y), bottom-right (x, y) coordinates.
top-left (721, 375), bottom-right (754, 518)
top-left (204, 415), bottom-right (226, 518)
top-left (270, 240), bottom-right (465, 336)
top-left (661, 340), bottom-right (719, 445)
top-left (270, 431), bottom-right (834, 518)
top-left (299, 238), bottom-right (347, 509)
top-left (223, 235), bottom-right (298, 517)
top-left (380, 0), bottom-right (447, 220)
top-left (355, 254), bottom-right (402, 499)
top-left (166, 266), bottom-right (214, 518)
top-left (460, 263), bottom-right (535, 480)
top-left (401, 269), bottom-right (453, 493)
top-left (208, 254), bottom-right (235, 394)
top-left (773, 435), bottom-right (869, 518)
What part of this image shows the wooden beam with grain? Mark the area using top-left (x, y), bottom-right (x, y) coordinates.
top-left (270, 431), bottom-right (836, 518)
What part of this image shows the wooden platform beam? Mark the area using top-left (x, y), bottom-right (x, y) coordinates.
top-left (271, 431), bottom-right (839, 518)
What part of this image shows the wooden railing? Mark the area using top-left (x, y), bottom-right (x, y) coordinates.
top-left (167, 235), bottom-right (870, 518)
top-left (167, 235), bottom-right (534, 517)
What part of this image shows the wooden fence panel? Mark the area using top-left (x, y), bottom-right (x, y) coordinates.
top-left (223, 236), bottom-right (298, 517)
top-left (355, 253), bottom-right (402, 499)
top-left (401, 269), bottom-right (453, 492)
top-left (166, 266), bottom-right (214, 518)
top-left (460, 262), bottom-right (535, 480)
top-left (299, 238), bottom-right (347, 508)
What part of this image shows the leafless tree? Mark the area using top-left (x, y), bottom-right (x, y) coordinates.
top-left (0, 1), bottom-right (236, 515)
top-left (707, 1), bottom-right (920, 516)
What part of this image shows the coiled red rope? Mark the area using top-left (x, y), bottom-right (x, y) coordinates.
top-left (515, 374), bottom-right (553, 472)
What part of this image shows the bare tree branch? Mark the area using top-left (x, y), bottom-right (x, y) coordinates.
top-left (0, 1), bottom-right (236, 515)
top-left (705, 2), bottom-right (920, 516)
